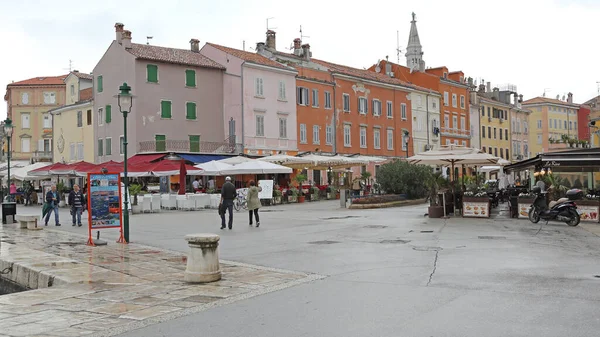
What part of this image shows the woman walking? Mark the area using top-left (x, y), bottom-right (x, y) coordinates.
top-left (247, 180), bottom-right (262, 227)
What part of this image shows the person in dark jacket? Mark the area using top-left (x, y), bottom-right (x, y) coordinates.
top-left (44, 185), bottom-right (61, 226)
top-left (220, 176), bottom-right (237, 230)
top-left (68, 184), bottom-right (86, 227)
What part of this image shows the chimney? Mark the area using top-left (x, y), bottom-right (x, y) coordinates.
top-left (266, 30), bottom-right (276, 50)
top-left (492, 87), bottom-right (500, 100)
top-left (122, 30), bottom-right (132, 49)
top-left (256, 42), bottom-right (266, 53)
top-left (567, 92), bottom-right (573, 104)
top-left (385, 62), bottom-right (392, 76)
top-left (293, 38), bottom-right (302, 56)
top-left (518, 94), bottom-right (523, 103)
top-left (486, 82), bottom-right (491, 93)
top-left (190, 38), bottom-right (200, 52)
top-left (301, 44), bottom-right (311, 61)
top-left (115, 22), bottom-right (124, 44)
top-left (478, 84), bottom-right (485, 93)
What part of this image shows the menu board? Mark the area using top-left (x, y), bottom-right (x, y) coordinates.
top-left (463, 202), bottom-right (489, 218)
top-left (258, 180), bottom-right (273, 199)
top-left (577, 206), bottom-right (599, 222)
top-left (88, 173), bottom-right (122, 229)
top-left (518, 203), bottom-right (532, 219)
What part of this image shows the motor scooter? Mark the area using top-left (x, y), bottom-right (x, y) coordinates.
top-left (528, 186), bottom-right (581, 226)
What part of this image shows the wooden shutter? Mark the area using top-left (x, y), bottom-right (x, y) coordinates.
top-left (185, 70), bottom-right (196, 87)
top-left (155, 135), bottom-right (166, 152)
top-left (161, 101), bottom-right (172, 118)
top-left (105, 105), bottom-right (112, 123)
top-left (147, 65), bottom-right (158, 83)
top-left (186, 102), bottom-right (196, 120)
top-left (189, 135), bottom-right (200, 152)
top-left (97, 76), bottom-right (103, 92)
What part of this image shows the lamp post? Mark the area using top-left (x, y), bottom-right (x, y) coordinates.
top-left (4, 119), bottom-right (13, 197)
top-left (402, 131), bottom-right (410, 158)
top-left (115, 83), bottom-right (133, 243)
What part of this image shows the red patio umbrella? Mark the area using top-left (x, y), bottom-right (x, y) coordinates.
top-left (178, 160), bottom-right (187, 195)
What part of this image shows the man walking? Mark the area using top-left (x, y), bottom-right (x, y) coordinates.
top-left (220, 176), bottom-right (236, 230)
top-left (45, 185), bottom-right (61, 226)
top-left (69, 184), bottom-right (85, 227)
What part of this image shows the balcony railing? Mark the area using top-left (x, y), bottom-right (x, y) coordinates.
top-left (138, 137), bottom-right (242, 155)
top-left (32, 151), bottom-right (53, 162)
top-left (440, 127), bottom-right (471, 139)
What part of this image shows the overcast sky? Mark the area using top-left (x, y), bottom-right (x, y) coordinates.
top-left (1, 0), bottom-right (599, 119)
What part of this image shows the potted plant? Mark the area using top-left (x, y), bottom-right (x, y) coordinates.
top-left (273, 189), bottom-right (282, 205)
top-left (549, 138), bottom-right (555, 144)
top-left (426, 172), bottom-right (445, 218)
top-left (361, 171), bottom-right (372, 195)
top-left (129, 184), bottom-right (143, 214)
top-left (56, 181), bottom-right (68, 207)
top-left (310, 186), bottom-right (320, 201)
top-left (289, 188), bottom-right (298, 203)
top-left (294, 174), bottom-right (307, 203)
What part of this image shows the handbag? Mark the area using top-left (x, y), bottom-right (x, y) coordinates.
top-left (218, 203), bottom-right (225, 216)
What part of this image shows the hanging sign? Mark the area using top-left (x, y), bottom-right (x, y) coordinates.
top-left (86, 173), bottom-right (125, 245)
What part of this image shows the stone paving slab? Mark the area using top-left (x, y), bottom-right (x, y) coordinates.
top-left (0, 225), bottom-right (325, 337)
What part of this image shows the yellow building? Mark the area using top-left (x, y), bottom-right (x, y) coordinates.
top-left (479, 97), bottom-right (512, 160)
top-left (4, 75), bottom-right (67, 161)
top-left (523, 96), bottom-right (579, 156)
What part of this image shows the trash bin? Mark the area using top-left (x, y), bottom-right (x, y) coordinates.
top-left (2, 202), bottom-right (17, 224)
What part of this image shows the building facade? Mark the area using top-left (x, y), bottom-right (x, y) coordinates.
top-left (479, 97), bottom-right (512, 160)
top-left (50, 98), bottom-right (95, 163)
top-left (64, 71), bottom-right (93, 105)
top-left (200, 42), bottom-right (299, 156)
top-left (92, 23), bottom-right (234, 163)
top-left (4, 75), bottom-right (67, 162)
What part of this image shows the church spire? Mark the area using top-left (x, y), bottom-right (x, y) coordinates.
top-left (405, 12), bottom-right (425, 72)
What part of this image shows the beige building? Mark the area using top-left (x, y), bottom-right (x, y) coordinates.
top-left (4, 75), bottom-right (67, 161)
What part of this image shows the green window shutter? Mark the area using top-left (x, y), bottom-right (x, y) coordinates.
top-left (105, 105), bottom-right (112, 123)
top-left (189, 135), bottom-right (200, 152)
top-left (185, 70), bottom-right (196, 87)
top-left (147, 65), bottom-right (158, 83)
top-left (97, 76), bottom-right (103, 93)
top-left (155, 135), bottom-right (166, 152)
top-left (186, 102), bottom-right (197, 120)
top-left (161, 101), bottom-right (172, 118)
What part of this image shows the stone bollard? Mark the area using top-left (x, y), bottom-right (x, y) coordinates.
top-left (184, 233), bottom-right (222, 283)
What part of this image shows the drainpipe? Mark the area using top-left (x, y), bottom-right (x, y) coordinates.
top-left (426, 93), bottom-right (430, 148)
top-left (331, 73), bottom-right (337, 153)
top-left (240, 62), bottom-right (245, 153)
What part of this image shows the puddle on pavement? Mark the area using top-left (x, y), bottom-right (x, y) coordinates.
top-left (308, 240), bottom-right (340, 245)
top-left (364, 225), bottom-right (388, 229)
top-left (380, 239), bottom-right (410, 244)
top-left (412, 246), bottom-right (442, 252)
top-left (478, 236), bottom-right (507, 240)
top-left (320, 216), bottom-right (362, 220)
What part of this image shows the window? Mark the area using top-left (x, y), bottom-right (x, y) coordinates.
top-left (42, 114), bottom-right (51, 128)
top-left (161, 100), bottom-right (172, 119)
top-left (549, 119), bottom-right (552, 129)
top-left (98, 108), bottom-right (104, 126)
top-left (186, 102), bottom-right (197, 120)
top-left (500, 129), bottom-right (503, 140)
top-left (500, 148), bottom-right (504, 158)
top-left (324, 91), bottom-right (331, 109)
top-left (460, 95), bottom-right (465, 109)
top-left (300, 124), bottom-right (307, 143)
top-left (326, 125), bottom-right (333, 145)
top-left (311, 89), bottom-right (319, 107)
top-left (564, 121), bottom-right (567, 129)
top-left (494, 148), bottom-right (498, 157)
top-left (569, 121), bottom-right (573, 130)
top-left (403, 134), bottom-right (409, 151)
top-left (97, 75), bottom-right (103, 93)
top-left (343, 94), bottom-right (350, 112)
top-left (87, 110), bottom-right (92, 125)
top-left (462, 140), bottom-right (466, 147)
top-left (537, 120), bottom-right (542, 129)
top-left (155, 135), bottom-right (166, 152)
top-left (297, 87), bottom-right (309, 105)
top-left (147, 64), bottom-right (158, 83)
top-left (386, 101), bottom-right (393, 118)
top-left (446, 139), bottom-right (451, 146)
top-left (481, 106), bottom-right (485, 116)
top-left (77, 111), bottom-right (82, 127)
top-left (444, 115), bottom-right (450, 128)
top-left (313, 125), bottom-right (320, 144)
top-left (387, 129), bottom-right (394, 150)
top-left (416, 95), bottom-right (422, 107)
top-left (482, 125), bottom-right (486, 138)
top-left (444, 92), bottom-right (449, 105)
top-left (454, 140), bottom-right (459, 146)
top-left (488, 126), bottom-right (491, 138)
top-left (374, 128), bottom-right (381, 149)
top-left (554, 119), bottom-right (557, 129)
top-left (493, 127), bottom-right (497, 139)
top-left (344, 125), bottom-right (352, 147)
top-left (185, 69), bottom-right (196, 87)
top-left (373, 100), bottom-right (382, 116)
top-left (255, 78), bottom-right (264, 97)
top-left (401, 103), bottom-right (407, 120)
top-left (483, 146), bottom-right (486, 153)
top-left (488, 147), bottom-right (492, 154)
top-left (574, 122), bottom-right (577, 130)
top-left (70, 84), bottom-right (75, 96)
top-left (21, 92), bottom-right (29, 104)
top-left (279, 118), bottom-right (287, 139)
top-left (452, 94), bottom-right (457, 108)
top-left (189, 135), bottom-right (200, 152)
top-left (505, 129), bottom-right (508, 140)
top-left (537, 134), bottom-right (542, 144)
top-left (277, 81), bottom-right (286, 100)
top-left (70, 143), bottom-right (75, 160)
top-left (105, 105), bottom-right (112, 123)
top-left (432, 101), bottom-right (437, 109)
top-left (119, 136), bottom-right (124, 155)
top-left (360, 126), bottom-right (367, 148)
top-left (460, 116), bottom-right (466, 130)
top-left (358, 97), bottom-right (368, 114)
top-left (21, 113), bottom-right (30, 129)
top-left (97, 138), bottom-right (103, 156)
top-left (77, 142), bottom-right (84, 160)
top-left (105, 138), bottom-right (112, 155)
top-left (506, 148), bottom-right (510, 159)
top-left (256, 115), bottom-right (265, 137)
top-left (452, 116), bottom-right (457, 130)
top-left (43, 92), bottom-right (56, 104)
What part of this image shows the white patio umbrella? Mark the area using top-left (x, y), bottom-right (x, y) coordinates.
top-left (292, 154), bottom-right (366, 170)
top-left (194, 160), bottom-right (233, 176)
top-left (219, 160), bottom-right (292, 175)
top-left (408, 145), bottom-right (500, 167)
top-left (9, 162), bottom-right (51, 181)
top-left (217, 156), bottom-right (254, 165)
top-left (257, 154), bottom-right (314, 166)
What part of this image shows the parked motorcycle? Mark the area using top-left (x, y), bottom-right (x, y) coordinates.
top-left (528, 186), bottom-right (581, 226)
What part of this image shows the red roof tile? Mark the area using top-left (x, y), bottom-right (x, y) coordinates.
top-left (127, 43), bottom-right (225, 70)
top-left (206, 43), bottom-right (294, 71)
top-left (8, 75), bottom-right (68, 87)
top-left (79, 88), bottom-right (93, 101)
top-left (71, 71), bottom-right (93, 80)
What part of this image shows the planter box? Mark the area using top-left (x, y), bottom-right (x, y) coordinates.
top-left (462, 197), bottom-right (490, 218)
top-left (288, 196), bottom-right (297, 203)
top-left (517, 198), bottom-right (535, 219)
top-left (576, 200), bottom-right (600, 223)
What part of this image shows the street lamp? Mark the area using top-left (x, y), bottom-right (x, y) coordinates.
top-left (4, 119), bottom-right (13, 194)
top-left (402, 130), bottom-right (410, 158)
top-left (114, 83), bottom-right (133, 243)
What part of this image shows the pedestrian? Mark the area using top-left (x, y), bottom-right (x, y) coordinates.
top-left (9, 181), bottom-right (17, 202)
top-left (208, 177), bottom-right (216, 191)
top-left (247, 180), bottom-right (262, 227)
top-left (69, 184), bottom-right (86, 227)
top-left (24, 181), bottom-right (33, 206)
top-left (44, 185), bottom-right (61, 226)
top-left (219, 176), bottom-right (236, 230)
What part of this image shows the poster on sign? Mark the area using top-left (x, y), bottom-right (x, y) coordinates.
top-left (577, 206), bottom-right (599, 222)
top-left (462, 202), bottom-right (489, 218)
top-left (258, 180), bottom-right (274, 199)
top-left (87, 172), bottom-right (124, 245)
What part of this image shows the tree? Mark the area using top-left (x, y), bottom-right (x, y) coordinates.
top-left (376, 160), bottom-right (432, 199)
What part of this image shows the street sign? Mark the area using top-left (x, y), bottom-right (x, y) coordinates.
top-left (86, 172), bottom-right (125, 245)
